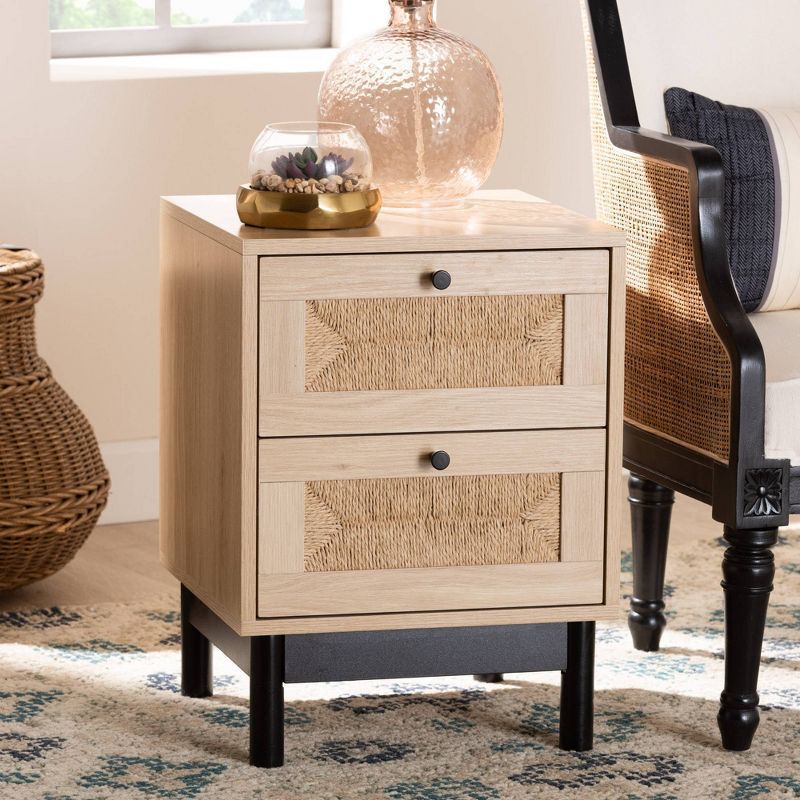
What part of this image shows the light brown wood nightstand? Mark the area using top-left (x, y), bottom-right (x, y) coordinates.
top-left (160, 189), bottom-right (626, 768)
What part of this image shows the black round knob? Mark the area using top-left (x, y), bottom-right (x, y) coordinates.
top-left (431, 270), bottom-right (451, 290)
top-left (430, 451), bottom-right (451, 471)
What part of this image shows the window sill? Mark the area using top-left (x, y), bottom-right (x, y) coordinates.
top-left (50, 48), bottom-right (338, 82)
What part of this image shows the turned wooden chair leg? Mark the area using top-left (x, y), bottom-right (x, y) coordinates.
top-left (181, 584), bottom-right (212, 698)
top-left (559, 621), bottom-right (595, 751)
top-left (718, 526), bottom-right (777, 751)
top-left (628, 474), bottom-right (675, 651)
top-left (250, 636), bottom-right (285, 768)
top-left (474, 673), bottom-right (504, 683)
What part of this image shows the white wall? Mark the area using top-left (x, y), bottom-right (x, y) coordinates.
top-left (618, 0), bottom-right (800, 132)
top-left (438, 1), bottom-right (594, 215)
top-left (1, 2), bottom-right (328, 449)
top-left (26, 0), bottom-right (800, 520)
top-left (0, 1), bottom-right (595, 476)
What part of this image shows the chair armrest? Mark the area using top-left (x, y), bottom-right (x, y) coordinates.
top-left (611, 125), bottom-right (767, 468)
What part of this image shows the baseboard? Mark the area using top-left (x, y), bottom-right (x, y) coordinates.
top-left (98, 438), bottom-right (159, 525)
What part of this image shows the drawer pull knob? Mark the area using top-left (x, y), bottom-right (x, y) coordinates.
top-left (430, 450), bottom-right (451, 471)
top-left (431, 270), bottom-right (452, 291)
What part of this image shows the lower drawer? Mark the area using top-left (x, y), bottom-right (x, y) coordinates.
top-left (257, 429), bottom-right (607, 619)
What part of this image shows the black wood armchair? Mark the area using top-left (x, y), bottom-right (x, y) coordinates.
top-left (584, 0), bottom-right (797, 751)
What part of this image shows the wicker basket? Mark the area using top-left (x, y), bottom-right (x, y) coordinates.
top-left (0, 248), bottom-right (110, 591)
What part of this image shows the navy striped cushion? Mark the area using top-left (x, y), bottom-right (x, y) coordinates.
top-left (665, 87), bottom-right (800, 313)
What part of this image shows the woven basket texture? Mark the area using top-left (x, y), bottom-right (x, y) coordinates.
top-left (305, 295), bottom-right (563, 392)
top-left (583, 13), bottom-right (732, 462)
top-left (303, 473), bottom-right (561, 572)
top-left (0, 249), bottom-right (109, 591)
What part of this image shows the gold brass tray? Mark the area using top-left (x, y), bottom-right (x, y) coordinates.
top-left (236, 184), bottom-right (382, 230)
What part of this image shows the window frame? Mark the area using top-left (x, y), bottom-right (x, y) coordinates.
top-left (50, 0), bottom-right (332, 58)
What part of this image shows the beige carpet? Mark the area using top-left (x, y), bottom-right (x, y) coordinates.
top-left (1, 533), bottom-right (800, 799)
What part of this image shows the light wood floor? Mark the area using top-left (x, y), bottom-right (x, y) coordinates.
top-left (0, 473), bottom-right (790, 612)
top-left (0, 520), bottom-right (177, 612)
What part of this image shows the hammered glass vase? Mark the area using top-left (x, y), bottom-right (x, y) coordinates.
top-left (318, 0), bottom-right (503, 208)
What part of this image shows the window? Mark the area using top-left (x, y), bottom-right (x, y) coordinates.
top-left (50, 0), bottom-right (332, 58)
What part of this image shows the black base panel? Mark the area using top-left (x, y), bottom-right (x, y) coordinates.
top-left (185, 593), bottom-right (568, 683)
top-left (283, 624), bottom-right (567, 683)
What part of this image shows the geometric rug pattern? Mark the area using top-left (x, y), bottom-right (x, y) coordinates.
top-left (2, 533), bottom-right (800, 798)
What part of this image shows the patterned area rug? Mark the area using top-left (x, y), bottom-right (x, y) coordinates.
top-left (2, 532), bottom-right (800, 799)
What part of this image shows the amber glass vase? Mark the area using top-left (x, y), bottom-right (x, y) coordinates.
top-left (318, 0), bottom-right (503, 208)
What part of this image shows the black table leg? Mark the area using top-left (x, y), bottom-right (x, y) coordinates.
top-left (559, 621), bottom-right (595, 751)
top-left (181, 588), bottom-right (574, 769)
top-left (181, 584), bottom-right (212, 698)
top-left (250, 635), bottom-right (286, 768)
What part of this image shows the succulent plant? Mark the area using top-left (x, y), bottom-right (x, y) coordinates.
top-left (319, 152), bottom-right (354, 178)
top-left (271, 154), bottom-right (302, 180)
top-left (271, 147), bottom-right (317, 179)
top-left (271, 149), bottom-right (354, 181)
top-left (296, 146), bottom-right (320, 178)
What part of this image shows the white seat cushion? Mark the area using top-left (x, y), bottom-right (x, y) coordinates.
top-left (750, 310), bottom-right (800, 463)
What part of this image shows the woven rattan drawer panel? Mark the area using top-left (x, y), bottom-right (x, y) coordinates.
top-left (304, 473), bottom-right (561, 572)
top-left (259, 251), bottom-right (609, 437)
top-left (305, 295), bottom-right (563, 392)
top-left (256, 429), bottom-right (607, 618)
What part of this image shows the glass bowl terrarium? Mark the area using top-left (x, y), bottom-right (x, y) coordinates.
top-left (236, 122), bottom-right (382, 230)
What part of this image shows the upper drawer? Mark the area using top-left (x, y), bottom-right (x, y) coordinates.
top-left (259, 251), bottom-right (610, 437)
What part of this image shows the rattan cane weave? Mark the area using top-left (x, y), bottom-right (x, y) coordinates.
top-left (305, 295), bottom-right (564, 392)
top-left (583, 14), bottom-right (732, 462)
top-left (0, 249), bottom-right (109, 591)
top-left (303, 473), bottom-right (561, 572)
